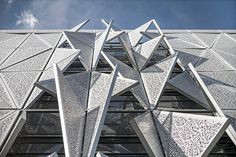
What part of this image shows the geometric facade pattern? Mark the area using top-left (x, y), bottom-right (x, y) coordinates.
top-left (0, 20), bottom-right (235, 156)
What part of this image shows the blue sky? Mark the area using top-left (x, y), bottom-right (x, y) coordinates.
top-left (0, 0), bottom-right (235, 29)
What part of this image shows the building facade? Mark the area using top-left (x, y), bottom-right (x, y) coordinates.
top-left (0, 20), bottom-right (236, 157)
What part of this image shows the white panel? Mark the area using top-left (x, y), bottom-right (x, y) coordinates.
top-left (101, 19), bottom-right (138, 69)
top-left (0, 33), bottom-right (23, 43)
top-left (195, 49), bottom-right (234, 71)
top-left (168, 72), bottom-right (209, 109)
top-left (35, 72), bottom-right (91, 107)
top-left (119, 33), bottom-right (138, 70)
top-left (0, 110), bottom-right (19, 149)
top-left (84, 65), bottom-right (118, 157)
top-left (0, 47), bottom-right (51, 70)
top-left (198, 71), bottom-right (236, 109)
top-left (45, 48), bottom-right (79, 70)
top-left (130, 112), bottom-right (165, 157)
top-left (134, 35), bottom-right (163, 70)
top-left (24, 87), bottom-right (43, 109)
top-left (2, 49), bottom-right (52, 71)
top-left (54, 65), bottom-right (86, 157)
top-left (228, 33), bottom-right (236, 40)
top-left (0, 77), bottom-right (17, 108)
top-left (0, 111), bottom-right (26, 157)
top-left (166, 34), bottom-right (206, 49)
top-left (19, 33), bottom-right (50, 48)
top-left (92, 21), bottom-right (112, 69)
top-left (87, 72), bottom-right (138, 98)
top-left (214, 49), bottom-right (236, 69)
top-left (141, 31), bottom-right (159, 39)
top-left (167, 33), bottom-right (206, 47)
top-left (194, 33), bottom-right (219, 47)
top-left (63, 31), bottom-right (95, 48)
top-left (141, 53), bottom-right (177, 109)
top-left (213, 34), bottom-right (236, 55)
top-left (106, 31), bottom-right (125, 42)
top-left (25, 47), bottom-right (79, 109)
top-left (153, 110), bottom-right (229, 157)
top-left (37, 33), bottom-right (62, 47)
top-left (0, 49), bottom-right (15, 65)
top-left (128, 20), bottom-right (153, 47)
top-left (58, 19), bottom-right (89, 46)
top-left (175, 48), bottom-right (205, 67)
top-left (102, 52), bottom-right (150, 109)
top-left (1, 71), bottom-right (41, 108)
top-left (188, 63), bottom-right (236, 145)
top-left (0, 34), bottom-right (28, 49)
top-left (63, 31), bottom-right (95, 70)
top-left (223, 110), bottom-right (236, 132)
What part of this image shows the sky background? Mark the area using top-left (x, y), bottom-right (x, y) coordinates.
top-left (0, 0), bottom-right (236, 30)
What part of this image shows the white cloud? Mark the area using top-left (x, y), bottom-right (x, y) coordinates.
top-left (6, 0), bottom-right (14, 8)
top-left (16, 10), bottom-right (39, 29)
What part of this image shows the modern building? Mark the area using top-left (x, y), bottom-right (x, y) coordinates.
top-left (0, 19), bottom-right (236, 157)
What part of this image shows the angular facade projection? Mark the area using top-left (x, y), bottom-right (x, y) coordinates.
top-left (0, 20), bottom-right (235, 157)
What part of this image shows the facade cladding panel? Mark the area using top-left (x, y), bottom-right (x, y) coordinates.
top-left (0, 20), bottom-right (235, 157)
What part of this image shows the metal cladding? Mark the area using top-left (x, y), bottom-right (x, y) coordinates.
top-left (0, 19), bottom-right (235, 157)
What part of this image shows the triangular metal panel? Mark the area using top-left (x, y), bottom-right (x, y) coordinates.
top-left (214, 49), bottom-right (236, 69)
top-left (106, 31), bottom-right (125, 42)
top-left (63, 31), bottom-right (95, 48)
top-left (1, 71), bottom-right (41, 108)
top-left (140, 53), bottom-right (178, 109)
top-left (0, 34), bottom-right (29, 49)
top-left (54, 64), bottom-right (86, 157)
top-left (167, 36), bottom-right (205, 49)
top-left (134, 35), bottom-right (163, 70)
top-left (128, 20), bottom-right (153, 47)
top-left (194, 33), bottom-right (220, 48)
top-left (24, 49), bottom-right (79, 109)
top-left (0, 49), bottom-right (15, 65)
top-left (19, 33), bottom-right (50, 48)
top-left (63, 31), bottom-right (95, 70)
top-left (195, 49), bottom-right (234, 71)
top-left (57, 20), bottom-right (89, 48)
top-left (227, 33), bottom-right (236, 40)
top-left (0, 33), bottom-right (24, 43)
top-left (130, 111), bottom-right (165, 157)
top-left (84, 65), bottom-right (118, 157)
top-left (141, 31), bottom-right (159, 39)
top-left (0, 77), bottom-right (17, 108)
top-left (198, 71), bottom-right (236, 110)
top-left (37, 33), bottom-right (62, 47)
top-left (0, 111), bottom-right (26, 157)
top-left (0, 110), bottom-right (19, 149)
top-left (92, 21), bottom-right (112, 70)
top-left (35, 72), bottom-right (91, 106)
top-left (153, 110), bottom-right (229, 157)
top-left (213, 34), bottom-right (236, 56)
top-left (101, 19), bottom-right (138, 70)
top-left (2, 49), bottom-right (52, 71)
top-left (44, 48), bottom-right (79, 70)
top-left (0, 47), bottom-right (51, 70)
top-left (168, 71), bottom-right (210, 110)
top-left (188, 63), bottom-right (236, 145)
top-left (167, 33), bottom-right (206, 48)
top-left (102, 52), bottom-right (150, 109)
top-left (174, 48), bottom-right (205, 67)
